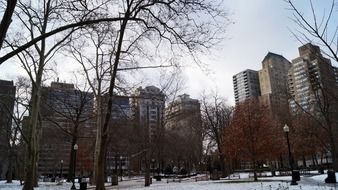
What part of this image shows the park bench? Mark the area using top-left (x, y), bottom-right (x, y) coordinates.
top-left (228, 173), bottom-right (240, 179)
top-left (195, 175), bottom-right (209, 182)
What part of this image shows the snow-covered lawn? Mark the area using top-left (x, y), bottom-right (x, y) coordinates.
top-left (1, 173), bottom-right (338, 190)
top-left (0, 181), bottom-right (81, 190)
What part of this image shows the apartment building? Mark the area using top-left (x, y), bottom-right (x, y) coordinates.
top-left (233, 69), bottom-right (261, 103)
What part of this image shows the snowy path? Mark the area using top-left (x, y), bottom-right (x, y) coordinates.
top-left (2, 174), bottom-right (338, 190)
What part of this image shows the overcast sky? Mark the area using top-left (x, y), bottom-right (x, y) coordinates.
top-left (182, 0), bottom-right (336, 104)
top-left (0, 0), bottom-right (335, 105)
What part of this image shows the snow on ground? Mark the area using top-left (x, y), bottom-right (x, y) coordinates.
top-left (2, 173), bottom-right (338, 190)
top-left (0, 180), bottom-right (80, 190)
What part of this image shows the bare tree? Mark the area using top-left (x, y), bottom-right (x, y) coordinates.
top-left (0, 1), bottom-right (141, 63)
top-left (286, 0), bottom-right (338, 62)
top-left (200, 93), bottom-right (233, 178)
top-left (7, 1), bottom-right (78, 189)
top-left (67, 22), bottom-right (121, 187)
top-left (7, 77), bottom-right (30, 183)
top-left (66, 1), bottom-right (227, 189)
top-left (40, 82), bottom-right (95, 181)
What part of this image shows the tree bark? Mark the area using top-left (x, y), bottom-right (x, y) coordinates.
top-left (0, 0), bottom-right (18, 49)
top-left (144, 150), bottom-right (150, 187)
top-left (67, 130), bottom-right (78, 182)
top-left (23, 85), bottom-right (40, 190)
top-left (23, 16), bottom-right (47, 189)
top-left (6, 149), bottom-right (13, 183)
top-left (92, 96), bottom-right (102, 186)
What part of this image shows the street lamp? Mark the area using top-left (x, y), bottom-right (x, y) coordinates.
top-left (283, 124), bottom-right (297, 185)
top-left (60, 160), bottom-right (63, 179)
top-left (120, 156), bottom-right (123, 182)
top-left (151, 159), bottom-right (155, 176)
top-left (71, 144), bottom-right (78, 190)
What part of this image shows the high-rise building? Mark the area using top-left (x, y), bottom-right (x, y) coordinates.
top-left (38, 82), bottom-right (95, 177)
top-left (131, 86), bottom-right (165, 142)
top-left (332, 66), bottom-right (338, 85)
top-left (0, 80), bottom-right (16, 179)
top-left (165, 94), bottom-right (202, 167)
top-left (233, 69), bottom-right (261, 103)
top-left (288, 43), bottom-right (338, 113)
top-left (104, 95), bottom-right (131, 174)
top-left (258, 52), bottom-right (291, 119)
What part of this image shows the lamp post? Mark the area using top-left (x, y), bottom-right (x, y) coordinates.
top-left (71, 144), bottom-right (78, 190)
top-left (151, 159), bottom-right (155, 176)
top-left (120, 156), bottom-right (123, 182)
top-left (283, 124), bottom-right (297, 185)
top-left (60, 160), bottom-right (63, 179)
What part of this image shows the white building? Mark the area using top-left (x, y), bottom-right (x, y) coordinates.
top-left (233, 69), bottom-right (261, 103)
top-left (131, 86), bottom-right (165, 142)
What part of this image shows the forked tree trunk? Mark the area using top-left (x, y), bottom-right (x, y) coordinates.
top-left (23, 31), bottom-right (46, 190)
top-left (93, 7), bottom-right (130, 190)
top-left (23, 82), bottom-right (42, 190)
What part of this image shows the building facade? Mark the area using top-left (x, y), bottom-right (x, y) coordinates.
top-left (233, 69), bottom-right (261, 104)
top-left (258, 52), bottom-right (291, 120)
top-left (131, 86), bottom-right (165, 143)
top-left (105, 95), bottom-right (131, 175)
top-left (288, 43), bottom-right (338, 113)
top-left (165, 94), bottom-right (203, 170)
top-left (0, 80), bottom-right (16, 179)
top-left (38, 82), bottom-right (95, 177)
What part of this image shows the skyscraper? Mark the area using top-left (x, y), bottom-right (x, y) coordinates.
top-left (258, 52), bottom-right (291, 119)
top-left (38, 82), bottom-right (95, 177)
top-left (131, 86), bottom-right (165, 142)
top-left (0, 80), bottom-right (16, 179)
top-left (165, 94), bottom-right (202, 167)
top-left (233, 69), bottom-right (261, 103)
top-left (288, 43), bottom-right (338, 113)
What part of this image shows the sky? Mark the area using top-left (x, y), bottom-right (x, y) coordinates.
top-left (0, 0), bottom-right (335, 105)
top-left (181, 0), bottom-right (338, 104)
top-left (182, 0), bottom-right (304, 104)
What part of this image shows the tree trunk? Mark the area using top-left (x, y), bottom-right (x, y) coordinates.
top-left (67, 126), bottom-right (78, 182)
top-left (6, 149), bottom-right (13, 183)
top-left (23, 83), bottom-right (41, 190)
top-left (93, 7), bottom-right (130, 189)
top-left (252, 160), bottom-right (258, 181)
top-left (92, 96), bottom-right (102, 186)
top-left (302, 156), bottom-right (307, 168)
top-left (328, 128), bottom-right (338, 171)
top-left (95, 135), bottom-right (108, 190)
top-left (22, 6), bottom-right (48, 188)
top-left (219, 154), bottom-right (227, 178)
top-left (144, 150), bottom-right (150, 187)
top-left (0, 0), bottom-right (18, 49)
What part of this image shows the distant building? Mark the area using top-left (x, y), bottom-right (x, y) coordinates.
top-left (165, 94), bottom-right (203, 168)
top-left (110, 96), bottom-right (131, 121)
top-left (288, 43), bottom-right (338, 113)
top-left (258, 52), bottom-right (291, 120)
top-left (233, 69), bottom-right (261, 103)
top-left (332, 66), bottom-right (338, 85)
top-left (38, 82), bottom-right (95, 177)
top-left (131, 86), bottom-right (165, 143)
top-left (0, 80), bottom-right (16, 179)
top-left (104, 95), bottom-right (131, 174)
